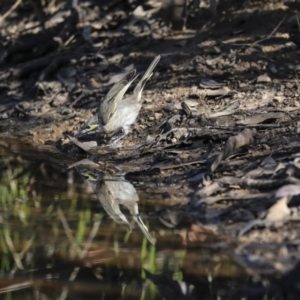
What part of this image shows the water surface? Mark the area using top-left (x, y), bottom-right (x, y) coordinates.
top-left (0, 138), bottom-right (283, 300)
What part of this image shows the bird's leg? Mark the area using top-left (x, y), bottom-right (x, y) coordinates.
top-left (108, 129), bottom-right (127, 147)
top-left (109, 134), bottom-right (126, 146)
top-left (108, 125), bottom-right (133, 147)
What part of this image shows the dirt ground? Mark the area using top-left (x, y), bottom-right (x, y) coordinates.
top-left (2, 0), bottom-right (300, 295)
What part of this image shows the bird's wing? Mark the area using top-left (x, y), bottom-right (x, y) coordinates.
top-left (97, 180), bottom-right (132, 231)
top-left (99, 69), bottom-right (138, 125)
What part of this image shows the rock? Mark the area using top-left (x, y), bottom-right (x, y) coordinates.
top-left (155, 113), bottom-right (163, 120)
top-left (269, 65), bottom-right (278, 74)
top-left (256, 74), bottom-right (271, 83)
top-left (52, 93), bottom-right (68, 107)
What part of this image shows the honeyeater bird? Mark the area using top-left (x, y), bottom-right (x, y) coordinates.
top-left (78, 55), bottom-right (161, 141)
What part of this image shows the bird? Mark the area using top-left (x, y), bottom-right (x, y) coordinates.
top-left (78, 55), bottom-right (161, 142)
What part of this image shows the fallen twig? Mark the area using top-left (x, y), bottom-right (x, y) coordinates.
top-left (0, 0), bottom-right (23, 26)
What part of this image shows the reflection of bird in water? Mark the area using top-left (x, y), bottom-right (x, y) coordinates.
top-left (77, 166), bottom-right (155, 244)
top-left (80, 169), bottom-right (131, 230)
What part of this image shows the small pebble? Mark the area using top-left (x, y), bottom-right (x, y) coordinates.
top-left (256, 74), bottom-right (271, 83)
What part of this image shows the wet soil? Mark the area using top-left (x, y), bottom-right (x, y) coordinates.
top-left (1, 0), bottom-right (300, 299)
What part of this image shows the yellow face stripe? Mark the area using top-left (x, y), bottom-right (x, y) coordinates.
top-left (87, 124), bottom-right (99, 132)
top-left (82, 171), bottom-right (97, 181)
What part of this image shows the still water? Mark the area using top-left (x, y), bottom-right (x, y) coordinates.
top-left (0, 137), bottom-right (291, 300)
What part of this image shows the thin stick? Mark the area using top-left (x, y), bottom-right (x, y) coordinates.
top-left (10, 235), bottom-right (35, 277)
top-left (229, 15), bottom-right (287, 47)
top-left (4, 231), bottom-right (24, 270)
top-left (0, 0), bottom-right (23, 26)
top-left (79, 221), bottom-right (101, 259)
top-left (0, 282), bottom-right (32, 294)
top-left (57, 207), bottom-right (82, 256)
top-left (254, 15), bottom-right (287, 45)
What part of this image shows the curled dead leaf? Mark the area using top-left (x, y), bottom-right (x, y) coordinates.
top-left (211, 128), bottom-right (257, 173)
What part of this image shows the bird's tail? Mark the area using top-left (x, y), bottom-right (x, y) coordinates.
top-left (133, 215), bottom-right (155, 245)
top-left (133, 55), bottom-right (161, 102)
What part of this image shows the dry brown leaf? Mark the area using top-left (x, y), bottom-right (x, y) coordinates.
top-left (211, 128), bottom-right (257, 172)
top-left (177, 224), bottom-right (217, 245)
top-left (275, 184), bottom-right (300, 198)
top-left (237, 112), bottom-right (284, 125)
top-left (68, 135), bottom-right (97, 152)
top-left (198, 87), bottom-right (231, 97)
top-left (265, 196), bottom-right (291, 222)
